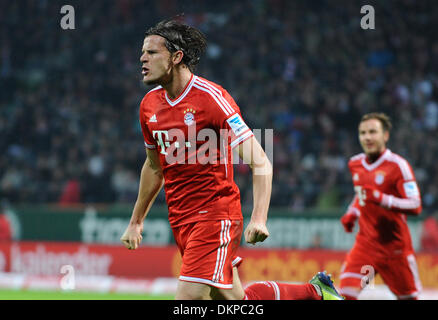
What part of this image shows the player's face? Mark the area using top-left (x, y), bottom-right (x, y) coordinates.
top-left (140, 35), bottom-right (173, 85)
top-left (358, 119), bottom-right (389, 157)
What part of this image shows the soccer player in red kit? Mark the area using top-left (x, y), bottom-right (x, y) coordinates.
top-left (120, 19), bottom-right (343, 300)
top-left (339, 113), bottom-right (422, 300)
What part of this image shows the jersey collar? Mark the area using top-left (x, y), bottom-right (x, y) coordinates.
top-left (165, 74), bottom-right (196, 107)
top-left (361, 149), bottom-right (391, 171)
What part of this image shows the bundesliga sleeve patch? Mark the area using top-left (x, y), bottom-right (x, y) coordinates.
top-left (226, 114), bottom-right (249, 136)
top-left (403, 181), bottom-right (420, 198)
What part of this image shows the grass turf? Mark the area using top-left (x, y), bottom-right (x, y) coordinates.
top-left (0, 289), bottom-right (174, 300)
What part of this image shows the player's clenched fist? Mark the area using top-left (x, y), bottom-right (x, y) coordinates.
top-left (120, 222), bottom-right (144, 250)
top-left (340, 212), bottom-right (358, 233)
top-left (244, 220), bottom-right (269, 245)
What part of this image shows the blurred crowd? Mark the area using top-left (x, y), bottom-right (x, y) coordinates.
top-left (1, 0), bottom-right (437, 214)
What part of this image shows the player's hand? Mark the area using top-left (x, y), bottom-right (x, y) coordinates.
top-left (362, 185), bottom-right (384, 205)
top-left (340, 212), bottom-right (358, 233)
top-left (244, 220), bottom-right (269, 245)
top-left (120, 222), bottom-right (143, 250)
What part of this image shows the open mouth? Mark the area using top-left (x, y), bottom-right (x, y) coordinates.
top-left (142, 67), bottom-right (149, 75)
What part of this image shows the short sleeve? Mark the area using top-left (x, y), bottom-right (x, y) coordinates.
top-left (394, 158), bottom-right (421, 199)
top-left (214, 89), bottom-right (254, 149)
top-left (139, 100), bottom-right (157, 149)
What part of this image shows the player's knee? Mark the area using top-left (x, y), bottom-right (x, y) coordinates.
top-left (244, 282), bottom-right (276, 300)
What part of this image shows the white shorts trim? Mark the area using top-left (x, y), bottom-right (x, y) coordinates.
top-left (406, 254), bottom-right (422, 294)
top-left (232, 256), bottom-right (242, 268)
top-left (339, 272), bottom-right (364, 280)
top-left (268, 281), bottom-right (281, 300)
top-left (339, 287), bottom-right (360, 298)
top-left (179, 276), bottom-right (233, 289)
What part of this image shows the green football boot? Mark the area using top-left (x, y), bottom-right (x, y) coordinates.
top-left (309, 271), bottom-right (345, 300)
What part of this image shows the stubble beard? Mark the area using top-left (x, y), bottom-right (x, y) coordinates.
top-left (364, 144), bottom-right (385, 163)
top-left (143, 60), bottom-right (173, 86)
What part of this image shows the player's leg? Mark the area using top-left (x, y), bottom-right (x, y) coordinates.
top-left (210, 265), bottom-right (245, 300)
top-left (339, 247), bottom-right (374, 300)
top-left (244, 280), bottom-right (323, 300)
top-left (174, 219), bottom-right (243, 300)
top-left (209, 223), bottom-right (246, 300)
top-left (175, 265), bottom-right (245, 300)
top-left (230, 256), bottom-right (338, 300)
top-left (376, 253), bottom-right (422, 300)
top-left (250, 274), bottom-right (344, 300)
top-left (172, 223), bottom-right (213, 299)
top-left (175, 280), bottom-right (212, 299)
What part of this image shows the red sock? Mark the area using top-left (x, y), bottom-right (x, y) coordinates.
top-left (244, 281), bottom-right (321, 300)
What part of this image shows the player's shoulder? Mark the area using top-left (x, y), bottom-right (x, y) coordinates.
top-left (384, 149), bottom-right (415, 180)
top-left (140, 85), bottom-right (163, 108)
top-left (193, 76), bottom-right (225, 93)
top-left (192, 76), bottom-right (238, 116)
top-left (192, 76), bottom-right (236, 102)
top-left (348, 152), bottom-right (366, 167)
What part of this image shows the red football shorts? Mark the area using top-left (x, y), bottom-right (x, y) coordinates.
top-left (172, 219), bottom-right (243, 289)
top-left (339, 245), bottom-right (422, 299)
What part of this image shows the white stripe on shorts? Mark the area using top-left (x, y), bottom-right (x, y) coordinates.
top-left (405, 254), bottom-right (422, 296)
top-left (339, 272), bottom-right (365, 280)
top-left (269, 281), bottom-right (281, 300)
top-left (217, 220), bottom-right (231, 282)
top-left (179, 276), bottom-right (234, 289)
top-left (212, 220), bottom-right (231, 283)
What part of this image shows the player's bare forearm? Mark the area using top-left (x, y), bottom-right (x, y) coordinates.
top-left (130, 150), bottom-right (164, 225)
top-left (245, 165), bottom-right (272, 244)
top-left (238, 136), bottom-right (272, 244)
top-left (121, 149), bottom-right (163, 250)
top-left (250, 161), bottom-right (272, 223)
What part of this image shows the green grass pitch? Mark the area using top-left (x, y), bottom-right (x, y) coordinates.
top-left (0, 289), bottom-right (174, 300)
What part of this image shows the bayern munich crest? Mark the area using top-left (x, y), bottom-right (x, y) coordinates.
top-left (183, 108), bottom-right (196, 126)
top-left (375, 172), bottom-right (385, 185)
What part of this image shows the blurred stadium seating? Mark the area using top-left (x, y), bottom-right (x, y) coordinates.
top-left (1, 0), bottom-right (438, 299)
top-left (1, 0), bottom-right (437, 213)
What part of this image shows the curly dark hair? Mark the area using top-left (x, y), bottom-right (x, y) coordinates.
top-left (145, 19), bottom-right (207, 72)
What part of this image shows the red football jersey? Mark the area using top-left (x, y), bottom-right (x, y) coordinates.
top-left (348, 149), bottom-right (422, 257)
top-left (139, 74), bottom-right (254, 227)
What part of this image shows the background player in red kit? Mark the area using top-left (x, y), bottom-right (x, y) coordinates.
top-left (120, 19), bottom-right (343, 300)
top-left (339, 113), bottom-right (423, 300)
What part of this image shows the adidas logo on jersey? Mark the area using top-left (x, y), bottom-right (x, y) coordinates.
top-left (149, 114), bottom-right (157, 122)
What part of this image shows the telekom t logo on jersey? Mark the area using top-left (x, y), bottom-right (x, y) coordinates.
top-left (354, 186), bottom-right (367, 206)
top-left (153, 130), bottom-right (173, 153)
top-left (152, 127), bottom-right (203, 158)
top-left (152, 127), bottom-right (273, 173)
